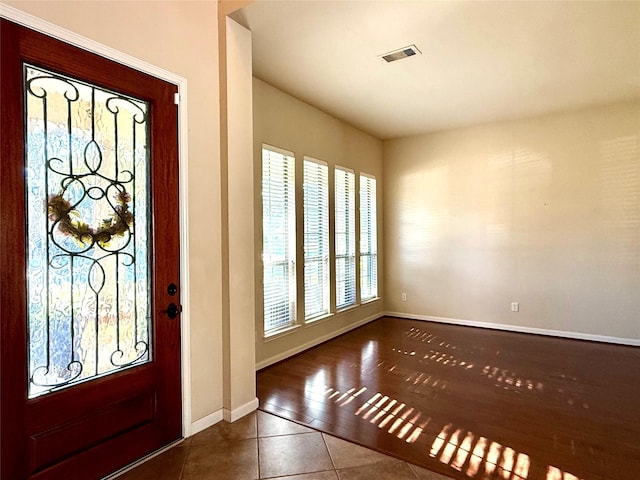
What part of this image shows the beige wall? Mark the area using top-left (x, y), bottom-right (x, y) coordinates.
top-left (253, 78), bottom-right (384, 366)
top-left (384, 101), bottom-right (640, 341)
top-left (224, 16), bottom-right (257, 417)
top-left (5, 0), bottom-right (225, 422)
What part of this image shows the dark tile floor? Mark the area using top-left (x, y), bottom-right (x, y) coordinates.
top-left (115, 410), bottom-right (452, 480)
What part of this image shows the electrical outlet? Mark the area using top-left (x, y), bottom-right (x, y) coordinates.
top-left (401, 293), bottom-right (407, 302)
top-left (511, 302), bottom-right (519, 312)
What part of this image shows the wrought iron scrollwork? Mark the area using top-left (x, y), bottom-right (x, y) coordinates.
top-left (25, 65), bottom-right (151, 396)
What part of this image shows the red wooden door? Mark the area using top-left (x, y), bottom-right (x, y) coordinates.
top-left (1, 20), bottom-right (182, 480)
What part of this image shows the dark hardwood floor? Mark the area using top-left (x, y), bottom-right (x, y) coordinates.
top-left (257, 316), bottom-right (640, 480)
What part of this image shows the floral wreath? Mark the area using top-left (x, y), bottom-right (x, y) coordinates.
top-left (47, 189), bottom-right (134, 246)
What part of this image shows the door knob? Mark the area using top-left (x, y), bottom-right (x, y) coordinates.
top-left (165, 302), bottom-right (182, 319)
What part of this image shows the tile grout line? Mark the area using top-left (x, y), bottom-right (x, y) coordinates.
top-left (321, 432), bottom-right (339, 472)
top-left (406, 462), bottom-right (422, 480)
top-left (256, 413), bottom-right (263, 480)
top-left (177, 441), bottom-right (191, 480)
top-left (260, 469), bottom-right (339, 480)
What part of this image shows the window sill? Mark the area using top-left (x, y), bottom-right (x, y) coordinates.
top-left (304, 312), bottom-right (334, 327)
top-left (361, 296), bottom-right (380, 305)
top-left (336, 303), bottom-right (360, 315)
top-left (263, 324), bottom-right (301, 342)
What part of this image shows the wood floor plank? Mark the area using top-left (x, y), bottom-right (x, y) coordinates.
top-left (257, 316), bottom-right (640, 480)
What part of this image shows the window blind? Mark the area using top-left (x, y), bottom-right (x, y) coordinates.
top-left (359, 174), bottom-right (378, 301)
top-left (262, 145), bottom-right (296, 335)
top-left (335, 166), bottom-right (356, 309)
top-left (303, 158), bottom-right (330, 320)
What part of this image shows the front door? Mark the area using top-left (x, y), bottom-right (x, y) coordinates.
top-left (1, 20), bottom-right (182, 480)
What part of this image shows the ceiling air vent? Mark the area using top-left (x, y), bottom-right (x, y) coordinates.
top-left (379, 45), bottom-right (421, 63)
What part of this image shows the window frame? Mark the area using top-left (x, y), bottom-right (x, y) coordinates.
top-left (334, 165), bottom-right (357, 310)
top-left (359, 173), bottom-right (378, 302)
top-left (303, 157), bottom-right (331, 322)
top-left (261, 144), bottom-right (297, 337)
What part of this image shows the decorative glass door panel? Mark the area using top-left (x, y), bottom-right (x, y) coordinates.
top-left (25, 64), bottom-right (151, 398)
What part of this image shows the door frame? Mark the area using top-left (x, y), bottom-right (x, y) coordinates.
top-left (0, 3), bottom-right (193, 438)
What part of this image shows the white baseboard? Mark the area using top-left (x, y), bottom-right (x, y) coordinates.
top-left (386, 311), bottom-right (640, 347)
top-left (255, 311), bottom-right (385, 370)
top-left (223, 397), bottom-right (259, 422)
top-left (190, 410), bottom-right (224, 436)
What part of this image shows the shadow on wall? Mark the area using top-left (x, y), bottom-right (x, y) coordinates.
top-left (599, 135), bottom-right (640, 264)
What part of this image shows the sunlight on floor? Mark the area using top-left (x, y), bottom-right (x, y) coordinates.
top-left (546, 465), bottom-right (582, 480)
top-left (481, 364), bottom-right (544, 396)
top-left (302, 386), bottom-right (428, 446)
top-left (430, 424), bottom-right (530, 479)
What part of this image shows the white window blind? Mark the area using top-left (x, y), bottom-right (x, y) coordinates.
top-left (303, 158), bottom-right (330, 320)
top-left (262, 145), bottom-right (296, 336)
top-left (335, 166), bottom-right (356, 309)
top-left (359, 174), bottom-right (378, 301)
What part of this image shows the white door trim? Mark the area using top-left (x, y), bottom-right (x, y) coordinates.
top-left (0, 3), bottom-right (194, 437)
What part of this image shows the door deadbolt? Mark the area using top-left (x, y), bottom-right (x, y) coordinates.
top-left (165, 302), bottom-right (182, 319)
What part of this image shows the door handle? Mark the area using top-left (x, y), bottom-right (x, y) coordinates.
top-left (165, 302), bottom-right (182, 319)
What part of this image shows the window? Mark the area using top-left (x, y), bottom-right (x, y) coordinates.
top-left (303, 158), bottom-right (330, 320)
top-left (262, 145), bottom-right (296, 336)
top-left (335, 166), bottom-right (356, 309)
top-left (360, 174), bottom-right (378, 301)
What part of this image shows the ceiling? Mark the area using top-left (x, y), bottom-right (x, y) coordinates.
top-left (232, 1), bottom-right (640, 140)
